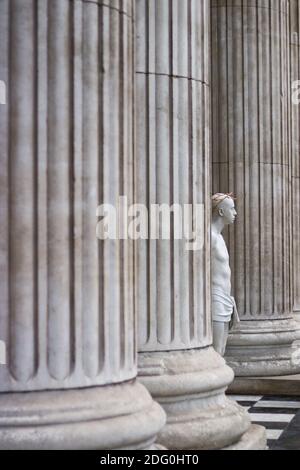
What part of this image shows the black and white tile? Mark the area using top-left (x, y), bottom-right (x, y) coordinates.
top-left (229, 394), bottom-right (300, 450)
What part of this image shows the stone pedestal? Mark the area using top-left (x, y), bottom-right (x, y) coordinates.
top-left (0, 0), bottom-right (165, 449)
top-left (135, 0), bottom-right (266, 449)
top-left (211, 0), bottom-right (300, 376)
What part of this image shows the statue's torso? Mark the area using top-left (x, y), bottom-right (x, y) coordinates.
top-left (211, 230), bottom-right (231, 295)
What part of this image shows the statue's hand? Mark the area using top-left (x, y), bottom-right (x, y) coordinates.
top-left (229, 299), bottom-right (240, 331)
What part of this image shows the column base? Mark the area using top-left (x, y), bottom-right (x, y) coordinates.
top-left (293, 314), bottom-right (300, 340)
top-left (138, 347), bottom-right (266, 450)
top-left (225, 319), bottom-right (300, 377)
top-left (223, 425), bottom-right (267, 450)
top-left (0, 380), bottom-right (166, 450)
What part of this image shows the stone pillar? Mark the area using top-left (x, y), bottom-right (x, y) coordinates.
top-left (290, 0), bottom-right (300, 330)
top-left (0, 0), bottom-right (165, 449)
top-left (211, 0), bottom-right (300, 376)
top-left (135, 0), bottom-right (266, 450)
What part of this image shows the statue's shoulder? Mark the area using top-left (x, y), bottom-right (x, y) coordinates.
top-left (211, 230), bottom-right (225, 250)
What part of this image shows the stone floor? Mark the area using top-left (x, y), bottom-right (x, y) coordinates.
top-left (230, 395), bottom-right (300, 450)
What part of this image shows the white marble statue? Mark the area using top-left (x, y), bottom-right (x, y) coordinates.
top-left (211, 193), bottom-right (239, 356)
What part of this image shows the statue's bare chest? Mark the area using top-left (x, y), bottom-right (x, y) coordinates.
top-left (212, 235), bottom-right (229, 264)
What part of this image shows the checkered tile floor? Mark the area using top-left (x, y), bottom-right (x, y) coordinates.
top-left (229, 395), bottom-right (300, 450)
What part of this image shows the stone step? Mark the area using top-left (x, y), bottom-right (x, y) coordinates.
top-left (228, 375), bottom-right (300, 397)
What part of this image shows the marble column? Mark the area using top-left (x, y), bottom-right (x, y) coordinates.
top-left (0, 0), bottom-right (165, 449)
top-left (290, 0), bottom-right (300, 332)
top-left (211, 0), bottom-right (300, 376)
top-left (135, 0), bottom-right (266, 450)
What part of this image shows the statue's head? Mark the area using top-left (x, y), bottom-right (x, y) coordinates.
top-left (212, 193), bottom-right (237, 225)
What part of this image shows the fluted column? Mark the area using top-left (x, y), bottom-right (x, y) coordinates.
top-left (0, 0), bottom-right (165, 449)
top-left (211, 0), bottom-right (300, 376)
top-left (290, 0), bottom-right (300, 330)
top-left (135, 0), bottom-right (266, 450)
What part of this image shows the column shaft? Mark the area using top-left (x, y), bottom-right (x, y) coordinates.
top-left (136, 0), bottom-right (211, 352)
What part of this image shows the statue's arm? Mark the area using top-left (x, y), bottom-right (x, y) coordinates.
top-left (211, 231), bottom-right (217, 253)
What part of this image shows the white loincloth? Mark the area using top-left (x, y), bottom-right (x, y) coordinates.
top-left (212, 288), bottom-right (240, 327)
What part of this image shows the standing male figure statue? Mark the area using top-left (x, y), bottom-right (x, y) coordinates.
top-left (211, 193), bottom-right (239, 356)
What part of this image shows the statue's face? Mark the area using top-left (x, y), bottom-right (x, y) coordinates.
top-left (218, 197), bottom-right (237, 225)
